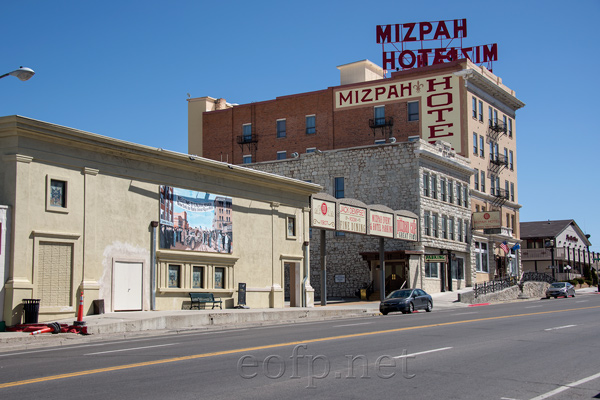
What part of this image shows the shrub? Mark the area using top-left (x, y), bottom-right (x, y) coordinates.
top-left (576, 277), bottom-right (585, 287)
top-left (585, 279), bottom-right (592, 287)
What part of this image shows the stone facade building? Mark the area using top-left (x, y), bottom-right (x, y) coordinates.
top-left (189, 58), bottom-right (525, 285)
top-left (250, 139), bottom-right (474, 298)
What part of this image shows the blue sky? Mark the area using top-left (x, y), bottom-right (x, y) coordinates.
top-left (1, 1), bottom-right (599, 252)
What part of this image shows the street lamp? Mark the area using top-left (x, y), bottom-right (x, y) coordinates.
top-left (564, 265), bottom-right (571, 281)
top-left (0, 67), bottom-right (35, 82)
top-left (545, 239), bottom-right (556, 279)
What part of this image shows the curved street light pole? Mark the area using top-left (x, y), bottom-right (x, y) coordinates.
top-left (0, 67), bottom-right (35, 81)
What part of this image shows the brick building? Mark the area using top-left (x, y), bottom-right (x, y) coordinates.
top-left (189, 58), bottom-right (525, 287)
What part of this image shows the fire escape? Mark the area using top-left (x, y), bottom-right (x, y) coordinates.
top-left (236, 105), bottom-right (258, 161)
top-left (369, 117), bottom-right (394, 137)
top-left (488, 118), bottom-right (509, 208)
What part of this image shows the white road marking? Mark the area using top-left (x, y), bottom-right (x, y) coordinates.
top-left (450, 312), bottom-right (478, 316)
top-left (333, 322), bottom-right (372, 327)
top-left (85, 343), bottom-right (179, 355)
top-left (393, 347), bottom-right (453, 359)
top-left (528, 370), bottom-right (600, 400)
top-left (525, 305), bottom-right (543, 309)
top-left (544, 325), bottom-right (576, 331)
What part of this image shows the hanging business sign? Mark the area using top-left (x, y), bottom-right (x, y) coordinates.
top-left (338, 203), bottom-right (367, 234)
top-left (396, 215), bottom-right (418, 241)
top-left (376, 18), bottom-right (497, 72)
top-left (425, 254), bottom-right (447, 262)
top-left (311, 197), bottom-right (336, 230)
top-left (369, 210), bottom-right (394, 238)
top-left (472, 211), bottom-right (501, 229)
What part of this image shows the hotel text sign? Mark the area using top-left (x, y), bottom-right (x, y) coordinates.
top-left (369, 210), bottom-right (394, 238)
top-left (376, 19), bottom-right (497, 71)
top-left (334, 74), bottom-right (461, 152)
top-left (472, 211), bottom-right (501, 229)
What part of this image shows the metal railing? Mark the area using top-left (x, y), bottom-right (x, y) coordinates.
top-left (473, 276), bottom-right (518, 298)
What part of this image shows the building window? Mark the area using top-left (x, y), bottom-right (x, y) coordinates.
top-left (306, 147), bottom-right (316, 154)
top-left (508, 118), bottom-right (513, 137)
top-left (408, 101), bottom-right (419, 121)
top-left (50, 179), bottom-right (67, 208)
top-left (287, 216), bottom-right (296, 238)
top-left (472, 97), bottom-right (477, 119)
top-left (494, 143), bottom-right (499, 161)
top-left (168, 264), bottom-right (181, 288)
top-left (277, 151), bottom-right (286, 160)
top-left (306, 115), bottom-right (316, 134)
top-left (451, 257), bottom-right (464, 280)
top-left (475, 242), bottom-right (489, 273)
top-left (423, 172), bottom-right (430, 197)
top-left (493, 109), bottom-right (498, 125)
top-left (510, 182), bottom-right (515, 202)
top-left (425, 262), bottom-right (438, 278)
top-left (505, 180), bottom-right (509, 198)
top-left (441, 177), bottom-right (447, 201)
top-left (478, 100), bottom-right (483, 122)
top-left (374, 139), bottom-right (386, 145)
top-left (243, 123), bottom-right (252, 141)
top-left (490, 174), bottom-right (496, 195)
top-left (442, 215), bottom-right (448, 239)
top-left (449, 217), bottom-right (455, 241)
top-left (464, 219), bottom-right (469, 243)
top-left (431, 174), bottom-right (437, 199)
top-left (489, 141), bottom-right (495, 160)
top-left (432, 213), bottom-right (438, 238)
top-left (276, 119), bottom-right (286, 138)
top-left (479, 135), bottom-right (484, 158)
top-left (242, 155), bottom-right (252, 164)
top-left (214, 267), bottom-right (225, 289)
top-left (473, 133), bottom-right (478, 154)
top-left (46, 176), bottom-right (70, 213)
top-left (424, 211), bottom-right (431, 236)
top-left (192, 266), bottom-right (204, 289)
top-left (456, 182), bottom-right (462, 205)
top-left (474, 169), bottom-right (479, 191)
top-left (509, 150), bottom-right (514, 170)
top-left (334, 177), bottom-right (344, 199)
top-left (463, 186), bottom-right (468, 207)
top-left (374, 106), bottom-right (385, 126)
top-left (448, 180), bottom-right (454, 203)
top-left (488, 107), bottom-right (493, 127)
top-left (480, 170), bottom-right (486, 193)
top-left (458, 219), bottom-right (463, 242)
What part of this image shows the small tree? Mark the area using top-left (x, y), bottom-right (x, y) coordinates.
top-left (577, 277), bottom-right (585, 287)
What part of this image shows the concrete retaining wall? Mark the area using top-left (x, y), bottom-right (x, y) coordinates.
top-left (459, 282), bottom-right (550, 304)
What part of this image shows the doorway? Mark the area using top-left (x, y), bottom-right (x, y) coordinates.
top-left (113, 261), bottom-right (143, 311)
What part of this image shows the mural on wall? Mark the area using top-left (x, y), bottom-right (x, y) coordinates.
top-left (159, 186), bottom-right (233, 253)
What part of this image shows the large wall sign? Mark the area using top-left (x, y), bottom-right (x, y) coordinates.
top-left (159, 186), bottom-right (233, 253)
top-left (376, 18), bottom-right (497, 72)
top-left (334, 73), bottom-right (462, 152)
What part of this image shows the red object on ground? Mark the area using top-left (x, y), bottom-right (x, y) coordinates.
top-left (75, 291), bottom-right (84, 324)
top-left (468, 303), bottom-right (491, 307)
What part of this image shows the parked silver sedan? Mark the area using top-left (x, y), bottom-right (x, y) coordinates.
top-left (545, 282), bottom-right (575, 299)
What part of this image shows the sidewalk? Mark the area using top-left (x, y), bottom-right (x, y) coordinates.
top-left (0, 290), bottom-right (469, 349)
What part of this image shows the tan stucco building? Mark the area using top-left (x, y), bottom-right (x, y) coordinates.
top-left (0, 116), bottom-right (321, 326)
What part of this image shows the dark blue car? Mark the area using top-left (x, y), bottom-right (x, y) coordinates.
top-left (380, 288), bottom-right (433, 315)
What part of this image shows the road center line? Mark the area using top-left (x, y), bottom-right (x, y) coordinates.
top-left (333, 322), bottom-right (372, 327)
top-left (394, 347), bottom-right (452, 359)
top-left (544, 325), bottom-right (576, 331)
top-left (1, 304), bottom-right (598, 390)
top-left (84, 343), bottom-right (179, 356)
top-left (528, 370), bottom-right (600, 400)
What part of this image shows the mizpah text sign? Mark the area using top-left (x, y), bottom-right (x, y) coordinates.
top-left (376, 19), bottom-right (497, 71)
top-left (369, 210), bottom-right (394, 238)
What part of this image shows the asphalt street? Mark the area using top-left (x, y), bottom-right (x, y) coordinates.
top-left (1, 294), bottom-right (599, 400)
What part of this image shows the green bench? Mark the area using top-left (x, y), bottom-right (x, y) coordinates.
top-left (189, 293), bottom-right (222, 310)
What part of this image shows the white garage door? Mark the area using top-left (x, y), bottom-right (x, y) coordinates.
top-left (113, 261), bottom-right (143, 311)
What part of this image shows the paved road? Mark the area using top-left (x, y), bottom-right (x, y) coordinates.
top-left (1, 294), bottom-right (599, 399)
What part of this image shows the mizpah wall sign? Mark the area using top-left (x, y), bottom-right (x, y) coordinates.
top-left (376, 19), bottom-right (497, 72)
